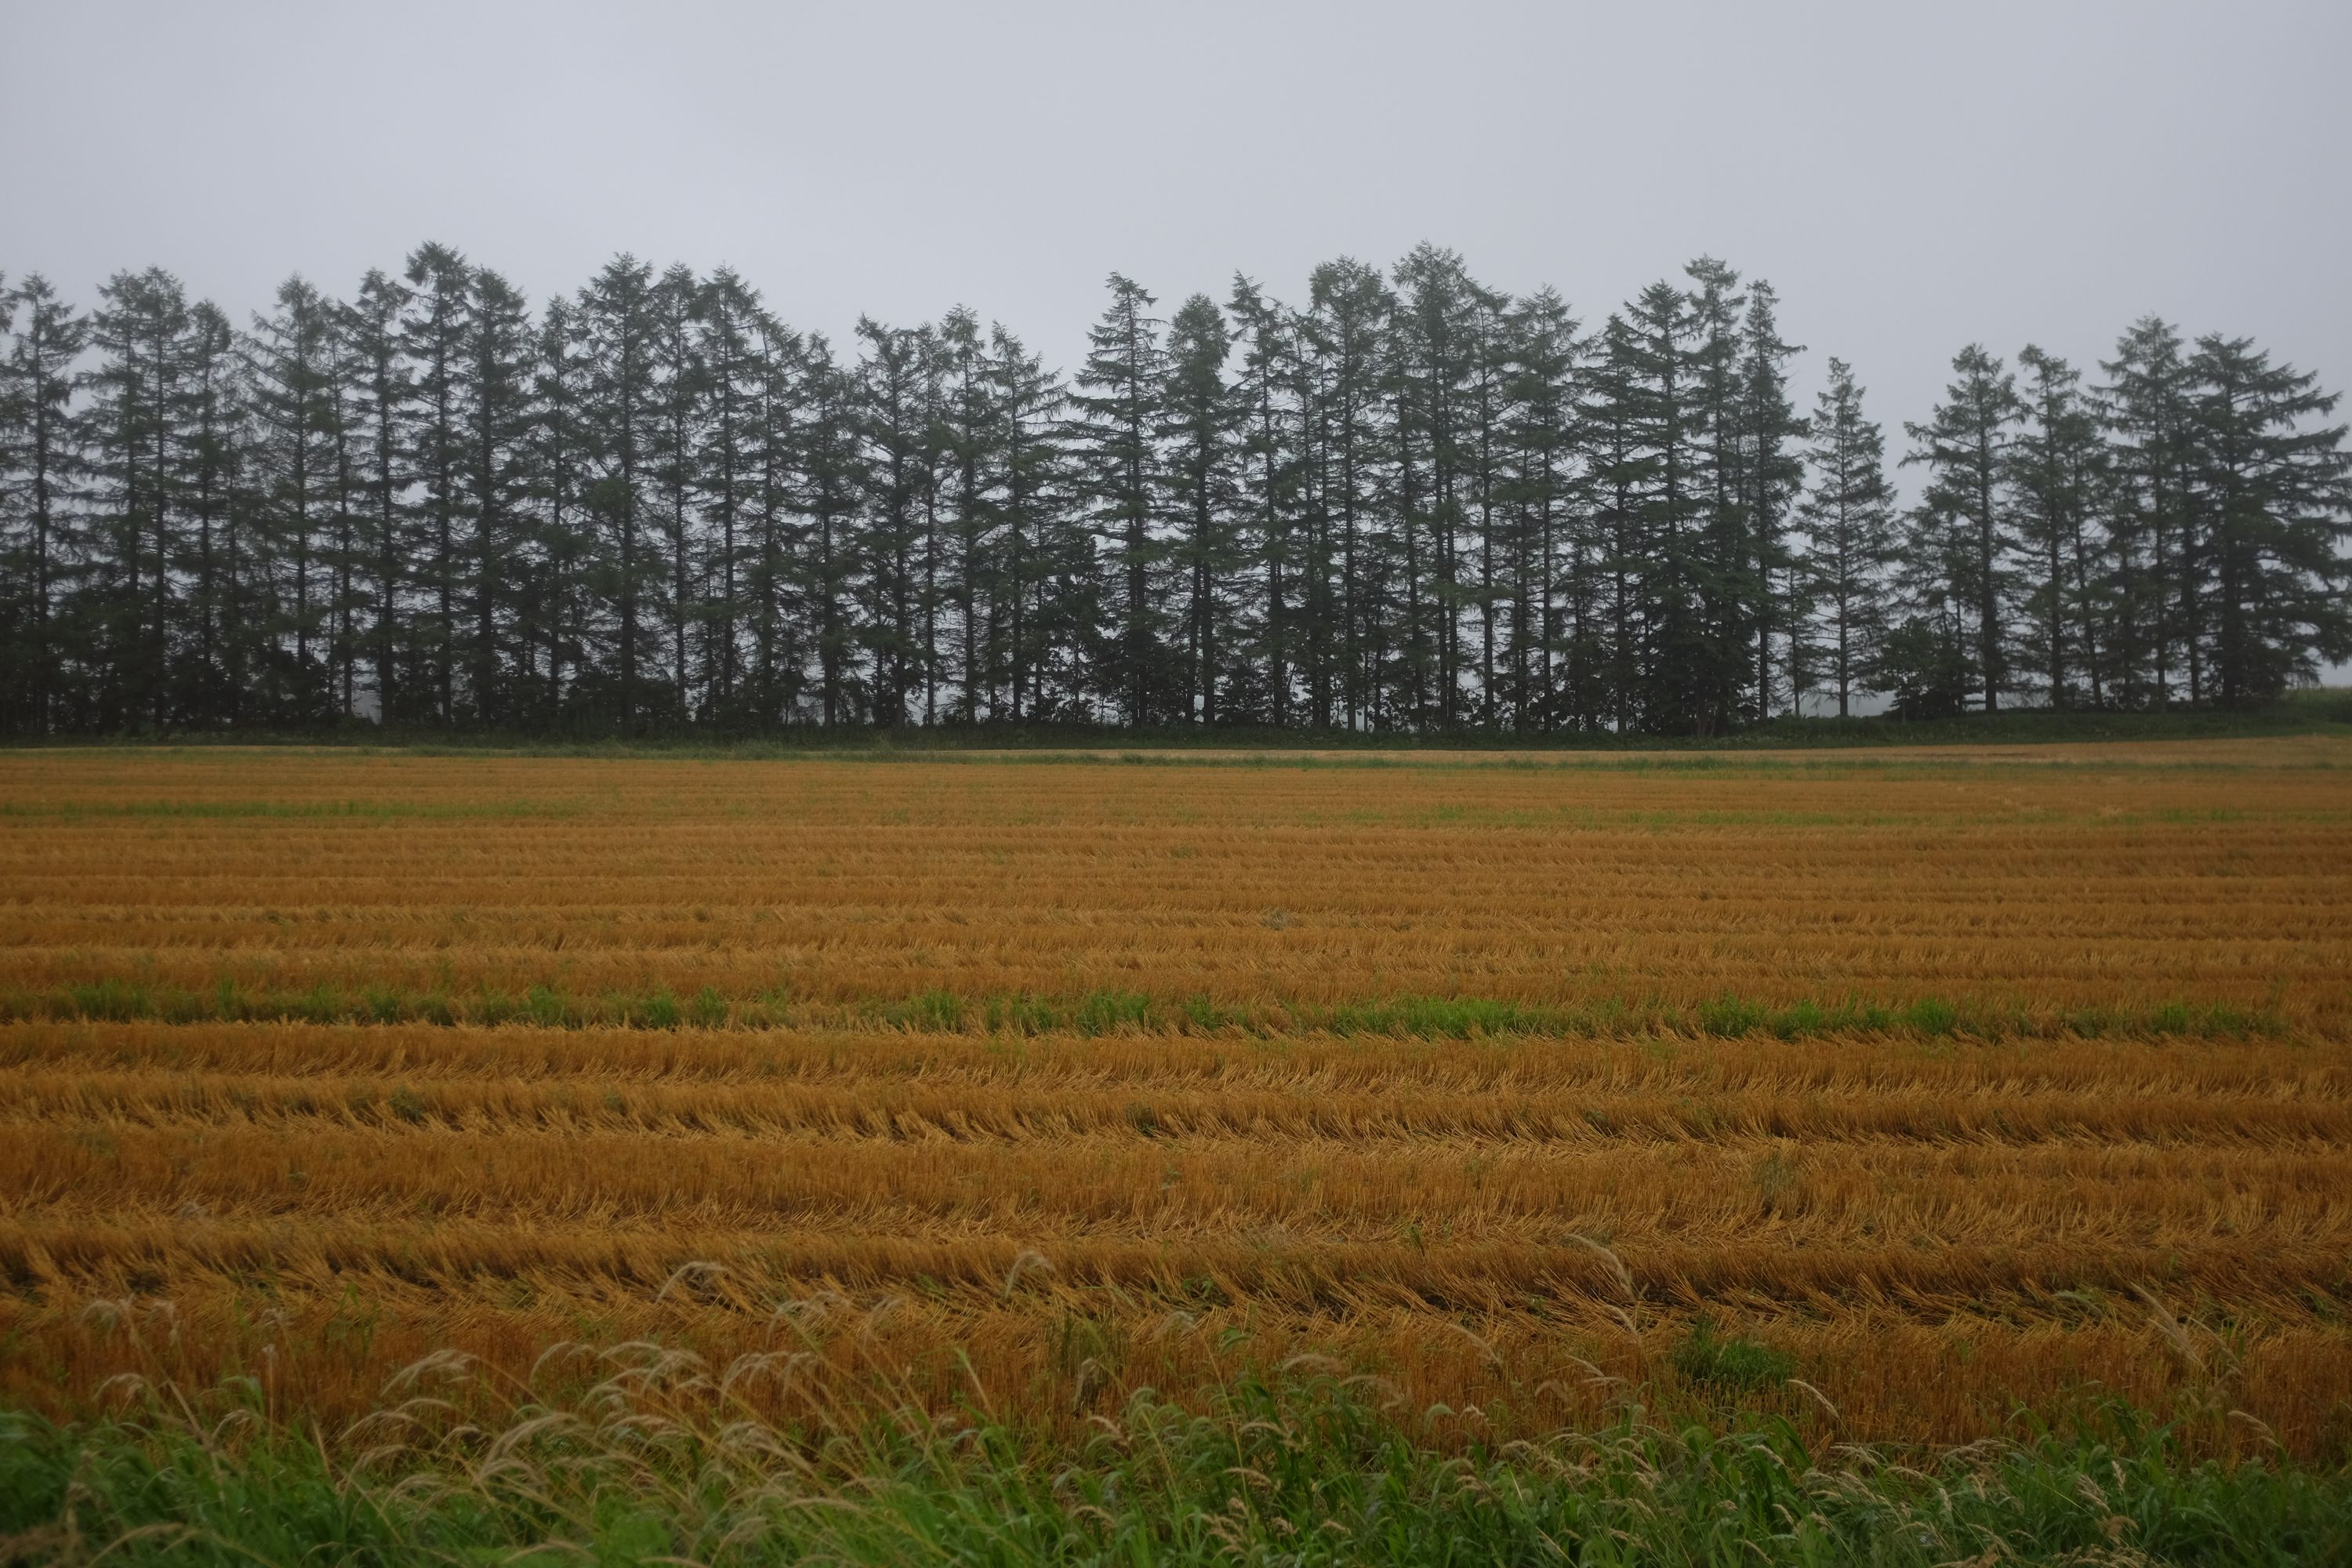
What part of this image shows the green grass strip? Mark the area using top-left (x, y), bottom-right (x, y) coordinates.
top-left (0, 797), bottom-right (579, 820)
top-left (2, 1375), bottom-right (2347, 1566)
top-left (0, 979), bottom-right (2296, 1041)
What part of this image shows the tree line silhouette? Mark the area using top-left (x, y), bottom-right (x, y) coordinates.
top-left (1, 245), bottom-right (2344, 737)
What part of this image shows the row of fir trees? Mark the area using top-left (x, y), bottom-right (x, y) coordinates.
top-left (1, 245), bottom-right (2345, 737)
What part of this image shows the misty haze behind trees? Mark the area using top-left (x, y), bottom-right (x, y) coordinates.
top-left (1, 245), bottom-right (2345, 739)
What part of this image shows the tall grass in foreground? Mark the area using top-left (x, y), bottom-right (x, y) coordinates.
top-left (2, 1355), bottom-right (2347, 1566)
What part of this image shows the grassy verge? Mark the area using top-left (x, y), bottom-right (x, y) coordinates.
top-left (3, 1371), bottom-right (2347, 1566)
top-left (0, 979), bottom-right (2296, 1042)
top-left (4, 688), bottom-right (2347, 757)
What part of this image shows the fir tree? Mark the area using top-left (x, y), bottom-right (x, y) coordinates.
top-left (87, 267), bottom-right (193, 728)
top-left (1617, 278), bottom-right (1707, 733)
top-left (1464, 281), bottom-right (1515, 727)
top-left (1226, 275), bottom-right (1301, 724)
top-left (1798, 358), bottom-right (1898, 717)
top-left (2186, 336), bottom-right (2352, 705)
top-left (401, 243), bottom-right (470, 722)
top-left (341, 269), bottom-right (410, 721)
top-left (1069, 274), bottom-right (1166, 723)
top-left (744, 308), bottom-right (807, 724)
top-left (1392, 245), bottom-right (1482, 725)
top-left (1736, 280), bottom-right (1807, 720)
top-left (934, 307), bottom-right (997, 722)
top-left (1685, 257), bottom-right (1750, 731)
top-left (524, 294), bottom-right (587, 722)
top-left (1904, 346), bottom-right (2022, 711)
top-left (575, 255), bottom-right (662, 731)
top-left (1500, 287), bottom-right (1582, 730)
top-left (1161, 293), bottom-right (1241, 723)
top-left (245, 276), bottom-right (339, 721)
top-left (180, 304), bottom-right (241, 724)
top-left (1301, 259), bottom-right (1390, 729)
top-left (2097, 318), bottom-right (2200, 706)
top-left (799, 334), bottom-right (862, 727)
top-left (322, 304), bottom-right (365, 719)
top-left (1584, 314), bottom-right (1648, 733)
top-left (2009, 346), bottom-right (2107, 707)
top-left (459, 266), bottom-right (535, 725)
top-left (989, 324), bottom-right (1063, 721)
top-left (696, 268), bottom-right (771, 719)
top-left (855, 318), bottom-right (932, 726)
top-left (646, 263), bottom-right (703, 724)
top-left (1, 275), bottom-right (89, 734)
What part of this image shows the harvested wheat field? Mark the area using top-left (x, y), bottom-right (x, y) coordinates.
top-left (3, 740), bottom-right (2350, 1461)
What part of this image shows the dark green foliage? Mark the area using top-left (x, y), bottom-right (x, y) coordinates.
top-left (1163, 292), bottom-right (1244, 724)
top-left (1069, 274), bottom-right (1169, 724)
top-left (1798, 358), bottom-right (1899, 717)
top-left (3, 251), bottom-right (2343, 739)
top-left (0, 274), bottom-right (91, 735)
top-left (1875, 610), bottom-right (1976, 720)
top-left (1905, 345), bottom-right (2026, 714)
top-left (2010, 346), bottom-right (2109, 710)
top-left (2184, 335), bottom-right (2352, 705)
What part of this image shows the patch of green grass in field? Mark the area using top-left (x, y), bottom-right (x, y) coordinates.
top-left (0, 981), bottom-right (2298, 1044)
top-left (1672, 1317), bottom-right (1800, 1392)
top-left (2, 1376), bottom-right (2344, 1566)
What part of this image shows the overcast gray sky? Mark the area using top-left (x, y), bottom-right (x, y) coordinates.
top-left (5, 0), bottom-right (2348, 473)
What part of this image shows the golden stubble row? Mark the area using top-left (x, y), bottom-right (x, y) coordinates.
top-left (5, 743), bottom-right (2352, 1456)
top-left (6, 1013), bottom-right (2352, 1453)
top-left (11, 1201), bottom-right (2352, 1454)
top-left (15, 1120), bottom-right (2352, 1243)
top-left (10, 1065), bottom-right (2347, 1145)
top-left (20, 1281), bottom-right (2352, 1460)
top-left (5, 746), bottom-right (2350, 1020)
top-left (6, 1023), bottom-right (2346, 1265)
top-left (9, 1020), bottom-right (2340, 1095)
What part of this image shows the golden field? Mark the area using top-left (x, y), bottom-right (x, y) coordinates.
top-left (2, 741), bottom-right (2350, 1456)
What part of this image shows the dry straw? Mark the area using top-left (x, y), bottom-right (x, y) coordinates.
top-left (3, 742), bottom-right (2349, 1457)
